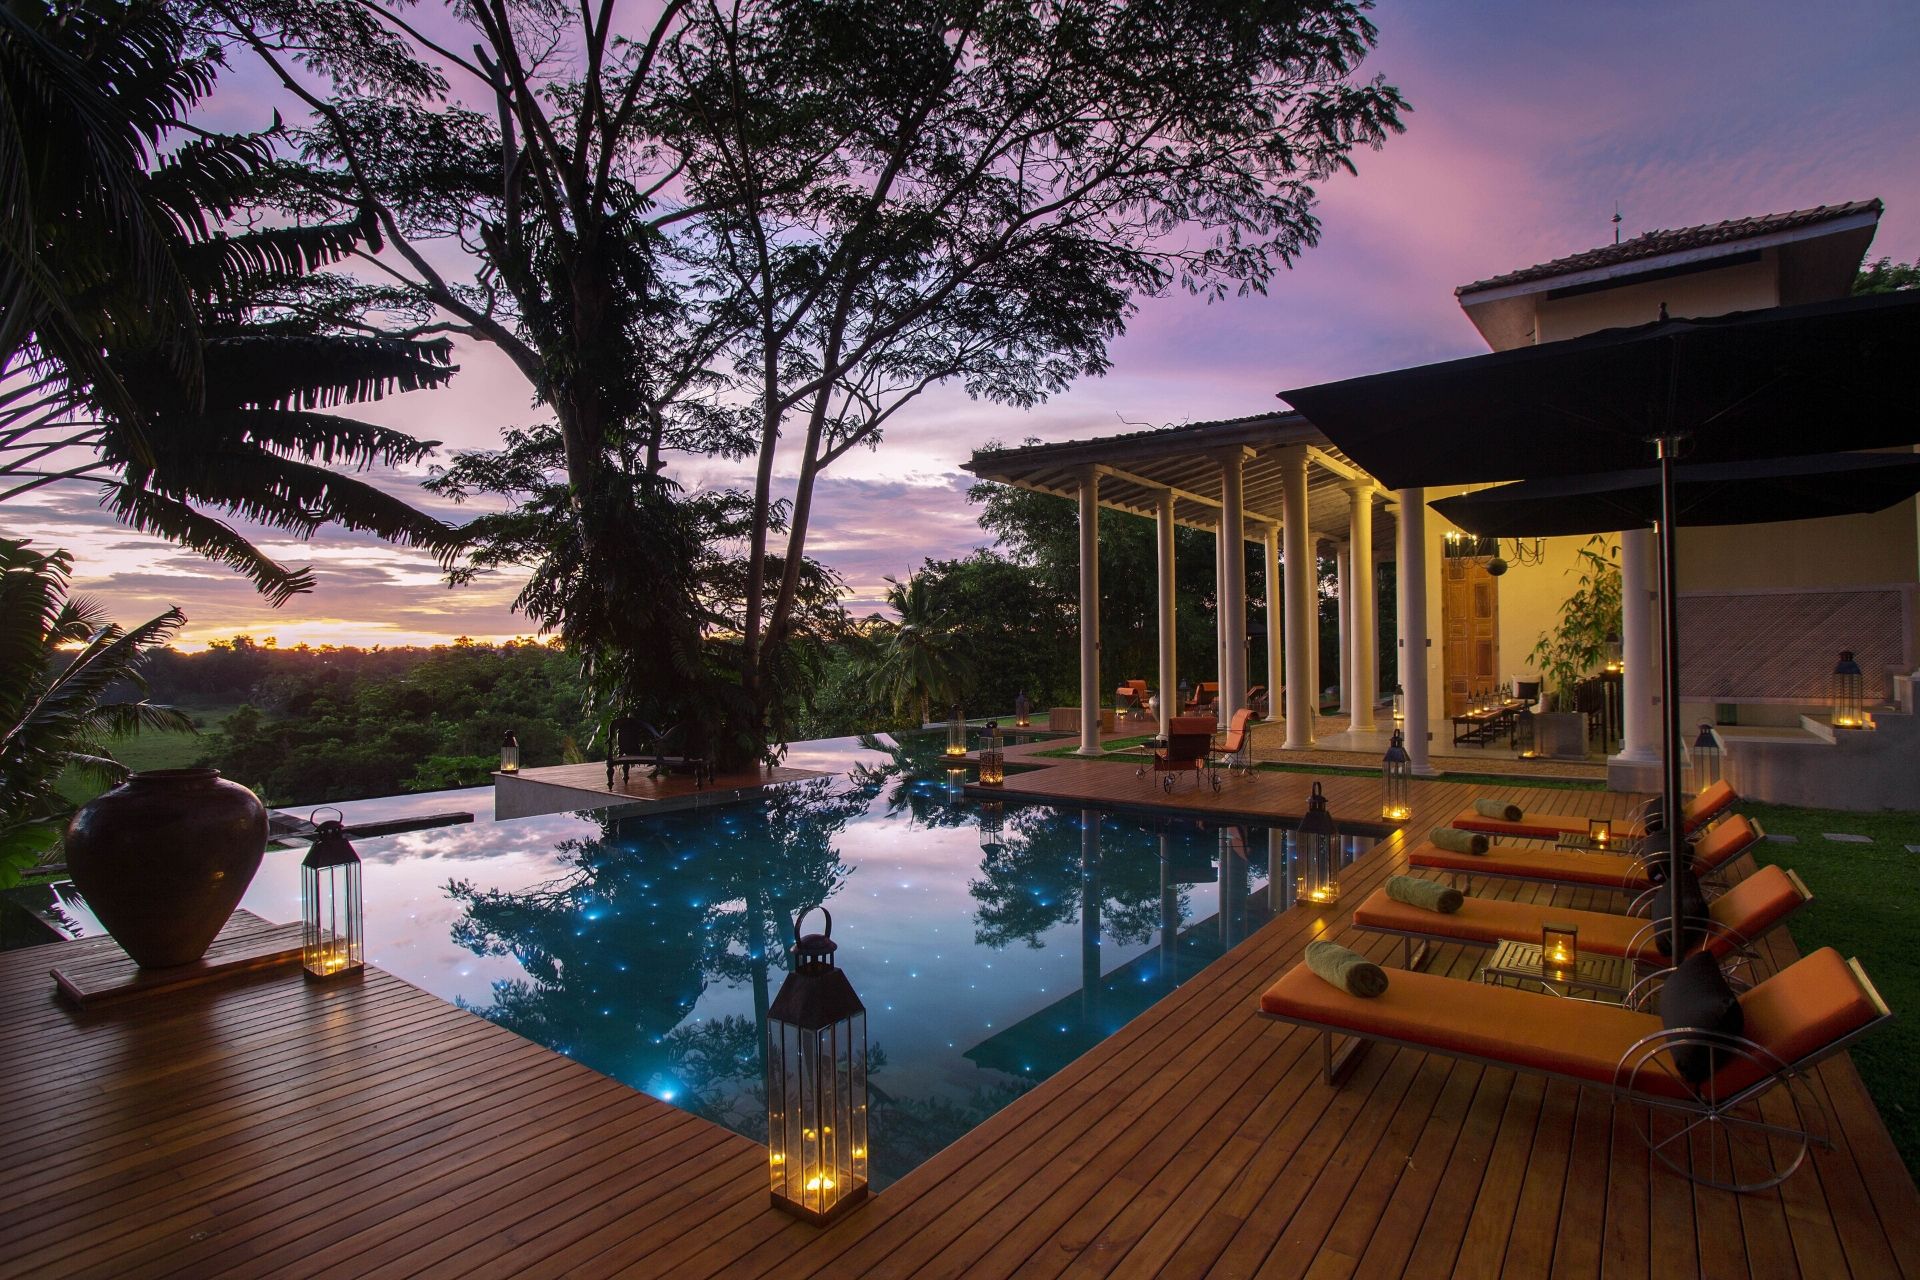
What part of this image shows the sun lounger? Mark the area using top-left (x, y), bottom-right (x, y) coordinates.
top-left (1410, 813), bottom-right (1761, 895)
top-left (1353, 863), bottom-right (1810, 970)
top-left (1115, 679), bottom-right (1151, 719)
top-left (1259, 946), bottom-right (1891, 1191)
top-left (1213, 707), bottom-right (1256, 774)
top-left (1450, 779), bottom-right (1737, 842)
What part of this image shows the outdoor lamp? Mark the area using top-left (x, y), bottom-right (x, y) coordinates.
top-left (1832, 650), bottom-right (1866, 728)
top-left (1295, 781), bottom-right (1341, 907)
top-left (1604, 632), bottom-right (1623, 674)
top-left (1542, 924), bottom-right (1578, 976)
top-left (499, 730), bottom-right (520, 774)
top-left (945, 704), bottom-right (967, 757)
top-left (1689, 723), bottom-right (1722, 794)
top-left (767, 907), bottom-right (870, 1225)
top-left (1380, 730), bottom-right (1412, 822)
top-left (1391, 685), bottom-right (1404, 723)
top-left (1013, 691), bottom-right (1032, 729)
top-left (302, 810), bottom-right (364, 980)
top-left (1587, 818), bottom-right (1611, 849)
top-left (978, 721), bottom-right (1005, 786)
top-left (1514, 704), bottom-right (1536, 757)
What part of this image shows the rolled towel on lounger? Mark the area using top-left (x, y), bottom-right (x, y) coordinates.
top-left (1473, 798), bottom-right (1524, 822)
top-left (1429, 826), bottom-right (1490, 856)
top-left (1304, 940), bottom-right (1389, 998)
top-left (1386, 875), bottom-right (1464, 914)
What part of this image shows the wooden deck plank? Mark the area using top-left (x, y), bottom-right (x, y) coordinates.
top-left (3, 764), bottom-right (1915, 1280)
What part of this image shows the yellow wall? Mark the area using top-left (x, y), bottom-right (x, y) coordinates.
top-left (1678, 503), bottom-right (1920, 590)
top-left (1534, 254), bottom-right (1779, 342)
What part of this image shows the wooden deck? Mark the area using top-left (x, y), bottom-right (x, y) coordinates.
top-left (3, 763), bottom-right (1915, 1277)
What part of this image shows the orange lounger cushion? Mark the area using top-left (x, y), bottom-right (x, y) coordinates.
top-left (1450, 779), bottom-right (1739, 841)
top-left (1260, 947), bottom-right (1876, 1100)
top-left (1410, 813), bottom-right (1760, 892)
top-left (1352, 863), bottom-right (1803, 963)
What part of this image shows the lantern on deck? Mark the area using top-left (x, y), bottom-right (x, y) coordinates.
top-left (1295, 781), bottom-right (1341, 907)
top-left (1689, 723), bottom-right (1722, 794)
top-left (1832, 650), bottom-right (1866, 728)
top-left (302, 811), bottom-right (364, 980)
top-left (978, 721), bottom-right (1005, 786)
top-left (1542, 923), bottom-right (1579, 976)
top-left (1380, 730), bottom-right (1411, 822)
top-left (1603, 632), bottom-right (1623, 674)
top-left (1013, 691), bottom-right (1032, 729)
top-left (1391, 685), bottom-right (1405, 724)
top-left (767, 908), bottom-right (870, 1225)
top-left (1513, 704), bottom-right (1536, 758)
top-left (1587, 818), bottom-right (1611, 850)
top-left (945, 704), bottom-right (967, 757)
top-left (499, 730), bottom-right (520, 774)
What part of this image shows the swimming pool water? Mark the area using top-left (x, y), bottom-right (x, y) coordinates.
top-left (40, 733), bottom-right (1376, 1188)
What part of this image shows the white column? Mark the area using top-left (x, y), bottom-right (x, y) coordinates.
top-left (1308, 540), bottom-right (1322, 720)
top-left (1347, 481), bottom-right (1378, 733)
top-left (1217, 449), bottom-right (1248, 720)
top-left (1213, 526), bottom-right (1227, 724)
top-left (1281, 448), bottom-right (1315, 749)
top-left (1077, 467), bottom-right (1102, 756)
top-left (1263, 525), bottom-right (1284, 724)
top-left (1155, 490), bottom-right (1177, 739)
top-left (1396, 486), bottom-right (1435, 774)
top-left (1616, 526), bottom-right (1659, 762)
top-left (1335, 542), bottom-right (1353, 717)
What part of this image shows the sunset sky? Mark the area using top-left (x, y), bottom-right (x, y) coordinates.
top-left (14, 0), bottom-right (1919, 649)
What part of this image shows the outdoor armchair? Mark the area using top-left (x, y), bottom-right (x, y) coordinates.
top-left (1258, 945), bottom-right (1891, 1192)
top-left (1152, 716), bottom-right (1219, 793)
top-left (1212, 707), bottom-right (1257, 775)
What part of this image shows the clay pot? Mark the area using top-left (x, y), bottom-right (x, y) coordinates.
top-left (65, 768), bottom-right (268, 968)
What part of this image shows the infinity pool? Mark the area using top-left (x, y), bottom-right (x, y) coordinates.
top-left (38, 733), bottom-right (1376, 1187)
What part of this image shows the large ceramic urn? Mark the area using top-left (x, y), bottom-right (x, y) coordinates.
top-left (65, 768), bottom-right (269, 968)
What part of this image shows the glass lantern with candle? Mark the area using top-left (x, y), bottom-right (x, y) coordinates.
top-left (302, 811), bottom-right (364, 979)
top-left (978, 721), bottom-right (1005, 785)
top-left (767, 908), bottom-right (869, 1225)
top-left (945, 704), bottom-right (967, 757)
top-left (1603, 632), bottom-right (1623, 674)
top-left (1689, 723), bottom-right (1722, 794)
top-left (1380, 730), bottom-right (1411, 822)
top-left (1832, 651), bottom-right (1866, 728)
top-left (1391, 685), bottom-right (1404, 723)
top-left (1542, 923), bottom-right (1578, 975)
top-left (1013, 690), bottom-right (1032, 729)
top-left (1587, 818), bottom-right (1611, 850)
top-left (1295, 781), bottom-right (1341, 907)
top-left (499, 729), bottom-right (520, 774)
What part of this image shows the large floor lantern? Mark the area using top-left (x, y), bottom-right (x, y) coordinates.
top-left (1380, 730), bottom-right (1411, 822)
top-left (499, 729), bottom-right (520, 774)
top-left (302, 810), bottom-right (364, 979)
top-left (767, 908), bottom-right (869, 1225)
top-left (1689, 723), bottom-right (1723, 794)
top-left (945, 704), bottom-right (967, 758)
top-left (1295, 781), bottom-right (1341, 907)
top-left (1014, 691), bottom-right (1032, 729)
top-left (1831, 650), bottom-right (1867, 728)
top-left (978, 721), bottom-right (1005, 785)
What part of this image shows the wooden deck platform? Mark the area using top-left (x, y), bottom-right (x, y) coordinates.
top-left (3, 763), bottom-right (1915, 1277)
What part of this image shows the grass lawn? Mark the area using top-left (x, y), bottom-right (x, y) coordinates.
top-left (1743, 802), bottom-right (1920, 1178)
top-left (53, 702), bottom-right (240, 809)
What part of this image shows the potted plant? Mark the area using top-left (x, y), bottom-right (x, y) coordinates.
top-left (1526, 537), bottom-right (1622, 759)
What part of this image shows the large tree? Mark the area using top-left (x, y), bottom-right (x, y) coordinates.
top-left (205, 0), bottom-right (1405, 760)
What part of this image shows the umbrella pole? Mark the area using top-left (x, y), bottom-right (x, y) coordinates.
top-left (1655, 436), bottom-right (1686, 958)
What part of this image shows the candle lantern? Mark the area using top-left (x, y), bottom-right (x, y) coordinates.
top-left (1391, 685), bottom-right (1404, 723)
top-left (978, 721), bottom-right (1005, 786)
top-left (1013, 691), bottom-right (1032, 729)
top-left (1542, 923), bottom-right (1578, 975)
top-left (1604, 632), bottom-right (1623, 674)
top-left (499, 729), bottom-right (520, 774)
top-left (1587, 818), bottom-right (1611, 850)
top-left (1380, 730), bottom-right (1411, 822)
top-left (1831, 650), bottom-right (1866, 728)
top-left (1689, 723), bottom-right (1722, 794)
top-left (1295, 781), bottom-right (1341, 907)
top-left (945, 704), bottom-right (967, 757)
top-left (978, 800), bottom-right (1007, 857)
top-left (1513, 705), bottom-right (1536, 758)
top-left (302, 810), bottom-right (364, 980)
top-left (767, 908), bottom-right (870, 1225)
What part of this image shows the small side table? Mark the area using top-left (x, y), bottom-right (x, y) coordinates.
top-left (1480, 938), bottom-right (1633, 1005)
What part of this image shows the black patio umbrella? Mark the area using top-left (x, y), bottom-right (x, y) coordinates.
top-left (1282, 291), bottom-right (1920, 957)
top-left (1429, 451), bottom-right (1920, 539)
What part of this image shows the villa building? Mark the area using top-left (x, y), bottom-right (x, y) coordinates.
top-left (965, 199), bottom-right (1920, 808)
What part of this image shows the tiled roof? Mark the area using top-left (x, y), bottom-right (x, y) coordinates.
top-left (1456, 200), bottom-right (1882, 296)
top-left (1678, 586), bottom-right (1912, 703)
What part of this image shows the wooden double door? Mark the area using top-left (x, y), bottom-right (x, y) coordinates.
top-left (1442, 558), bottom-right (1499, 717)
